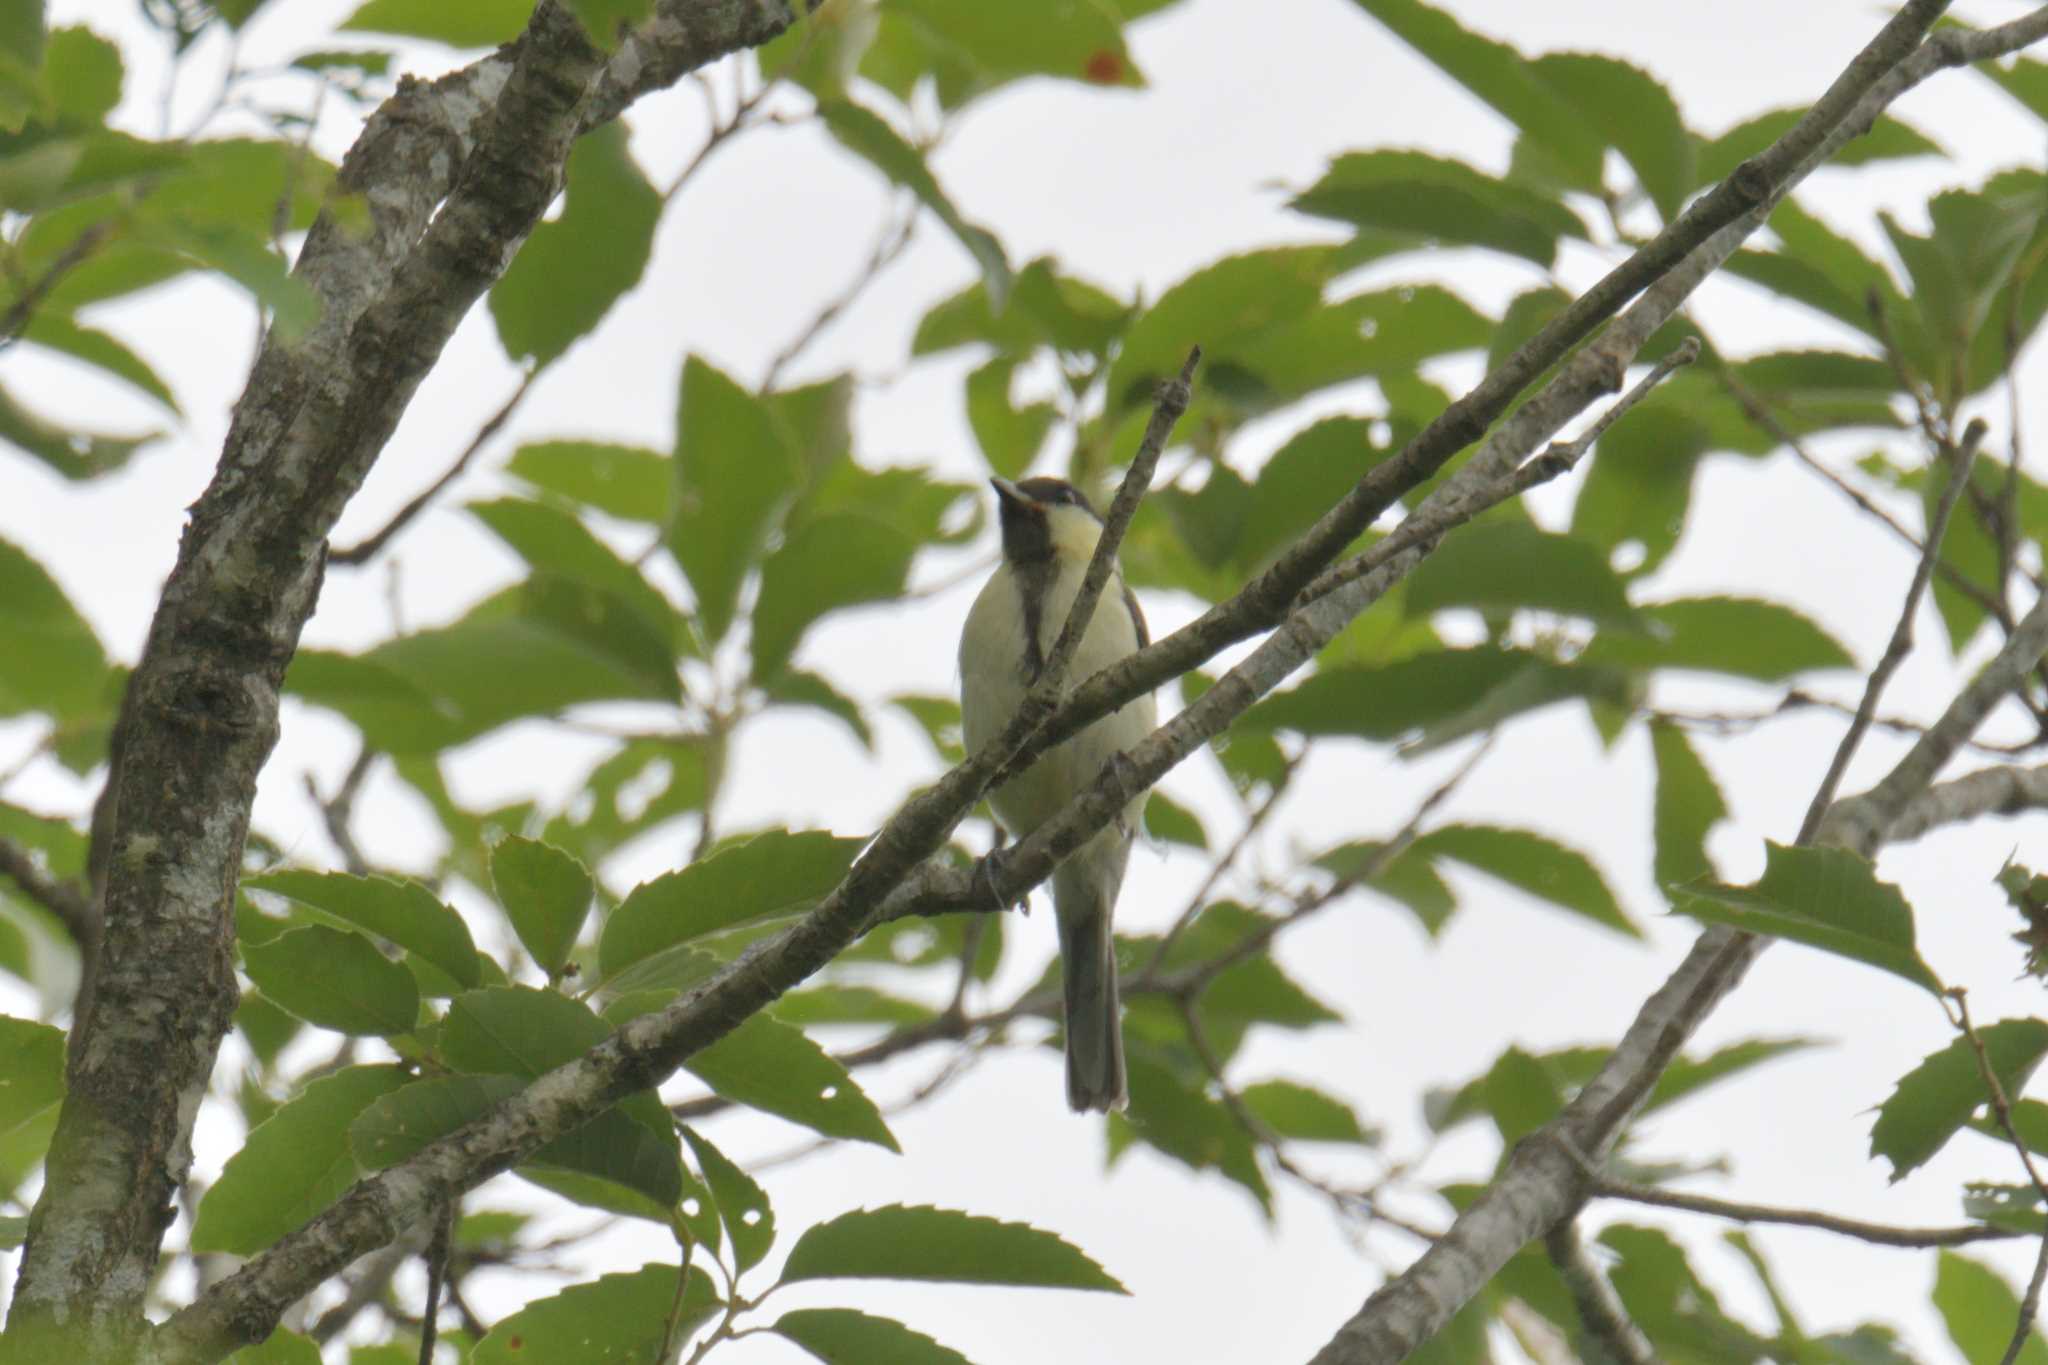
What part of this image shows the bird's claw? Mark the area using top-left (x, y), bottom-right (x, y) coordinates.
top-left (976, 844), bottom-right (1028, 916)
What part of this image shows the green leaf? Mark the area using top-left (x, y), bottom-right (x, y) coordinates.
top-left (780, 1204), bottom-right (1124, 1291)
top-left (1413, 824), bottom-right (1637, 938)
top-left (1235, 417), bottom-right (1384, 572)
top-left (1584, 596), bottom-right (1854, 682)
top-left (491, 122), bottom-right (660, 365)
top-left (1645, 1037), bottom-right (1819, 1115)
top-left (1113, 1047), bottom-right (1270, 1212)
top-left (1650, 722), bottom-right (1728, 889)
top-left (1105, 246), bottom-right (1332, 411)
top-left (225, 1329), bottom-right (322, 1365)
top-left (560, 0), bottom-right (652, 47)
top-left (764, 668), bottom-right (874, 749)
top-left (543, 736), bottom-right (710, 867)
top-left (1675, 842), bottom-right (1943, 997)
top-left (506, 439), bottom-right (669, 523)
top-left (0, 536), bottom-right (109, 721)
top-left (19, 312), bottom-right (177, 411)
top-left (0, 381), bottom-right (158, 480)
top-left (775, 1309), bottom-right (974, 1365)
top-left (242, 925), bottom-right (420, 1036)
top-left (684, 1012), bottom-right (897, 1150)
top-left (1697, 108), bottom-right (1942, 189)
top-left (1291, 149), bottom-right (1585, 266)
top-left (467, 496), bottom-right (687, 656)
top-left (1871, 1020), bottom-right (2048, 1182)
top-left (669, 356), bottom-right (798, 644)
top-left (818, 99), bottom-right (1010, 308)
top-left (965, 356), bottom-right (1055, 477)
top-left (1239, 1079), bottom-right (1377, 1145)
top-left (191, 1065), bottom-right (410, 1255)
top-left (598, 830), bottom-right (864, 984)
top-left (681, 1126), bottom-right (774, 1272)
top-left (1405, 521), bottom-right (1639, 628)
top-left (0, 1015), bottom-right (61, 1200)
top-left (490, 837), bottom-right (592, 978)
top-left (1349, 0), bottom-right (1605, 188)
top-left (753, 513), bottom-right (918, 677)
top-left (1723, 197), bottom-right (1903, 340)
top-left (1533, 52), bottom-right (1690, 220)
top-left (1142, 789), bottom-right (1206, 849)
top-left (470, 1265), bottom-right (719, 1365)
top-left (242, 870), bottom-right (481, 992)
top-left (341, 0), bottom-right (528, 47)
top-left (1934, 1252), bottom-right (2048, 1365)
top-left (1244, 647), bottom-right (1599, 743)
top-left (913, 257), bottom-right (1130, 360)
top-left (877, 0), bottom-right (1143, 97)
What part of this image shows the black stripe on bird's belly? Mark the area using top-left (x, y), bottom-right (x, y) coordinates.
top-left (1013, 561), bottom-right (1053, 683)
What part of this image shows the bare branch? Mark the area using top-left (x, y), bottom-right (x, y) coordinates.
top-left (1544, 1221), bottom-right (1662, 1365)
top-left (1880, 762), bottom-right (2048, 843)
top-left (1587, 1172), bottom-right (2021, 1248)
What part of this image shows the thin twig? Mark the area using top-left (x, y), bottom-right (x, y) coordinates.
top-left (0, 836), bottom-right (98, 949)
top-left (1650, 693), bottom-right (2043, 757)
top-left (329, 369), bottom-right (540, 567)
top-left (1142, 747), bottom-right (1300, 979)
top-left (0, 220), bottom-right (118, 349)
top-left (304, 746), bottom-right (377, 877)
top-left (1585, 1171), bottom-right (2021, 1248)
top-left (1799, 419), bottom-right (1986, 840)
top-left (1545, 1220), bottom-right (1662, 1365)
top-left (1949, 989), bottom-right (2048, 1365)
top-left (760, 207), bottom-right (917, 392)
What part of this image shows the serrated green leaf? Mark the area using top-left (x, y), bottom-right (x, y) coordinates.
top-left (1698, 108), bottom-right (1942, 189)
top-left (192, 1065), bottom-right (410, 1255)
top-left (1650, 721), bottom-right (1728, 888)
top-left (1405, 521), bottom-right (1639, 628)
top-left (598, 830), bottom-right (864, 983)
top-left (775, 1309), bottom-right (975, 1365)
top-left (780, 1204), bottom-right (1124, 1291)
top-left (341, 0), bottom-right (527, 47)
top-left (684, 1012), bottom-right (897, 1149)
top-left (470, 1264), bottom-right (719, 1365)
top-left (669, 356), bottom-right (798, 644)
top-left (753, 513), bottom-right (918, 677)
top-left (243, 870), bottom-right (481, 992)
top-left (1676, 842), bottom-right (1942, 997)
top-left (1291, 148), bottom-right (1585, 265)
top-left (1536, 52), bottom-right (1690, 220)
top-left (1413, 824), bottom-right (1636, 938)
top-left (1934, 1252), bottom-right (2048, 1365)
top-left (1872, 1020), bottom-right (2048, 1182)
top-left (818, 98), bottom-right (1009, 308)
top-left (242, 925), bottom-right (420, 1036)
top-left (491, 122), bottom-right (659, 365)
top-left (1239, 1079), bottom-right (1377, 1145)
top-left (490, 837), bottom-right (592, 978)
top-left (681, 1126), bottom-right (773, 1271)
top-left (506, 439), bottom-right (669, 523)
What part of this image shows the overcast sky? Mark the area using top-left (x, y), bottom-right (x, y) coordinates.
top-left (11, 2), bottom-right (2048, 1361)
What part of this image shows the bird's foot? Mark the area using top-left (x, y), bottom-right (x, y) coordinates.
top-left (975, 843), bottom-right (1028, 916)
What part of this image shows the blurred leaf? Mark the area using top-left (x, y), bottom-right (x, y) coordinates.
top-left (753, 513), bottom-right (918, 677)
top-left (1584, 596), bottom-right (1853, 682)
top-left (0, 1014), bottom-right (64, 1180)
top-left (1105, 246), bottom-right (1331, 411)
top-left (1872, 1020), bottom-right (2048, 1182)
top-left (765, 668), bottom-right (874, 749)
top-left (1235, 417), bottom-right (1382, 572)
top-left (966, 356), bottom-right (1055, 476)
top-left (1245, 646), bottom-right (1612, 746)
top-left (560, 0), bottom-right (653, 47)
top-left (891, 693), bottom-right (963, 764)
top-left (1115, 1047), bottom-right (1272, 1212)
top-left (1650, 721), bottom-right (1728, 889)
top-left (243, 870), bottom-right (481, 992)
top-left (1645, 1037), bottom-right (1819, 1114)
top-left (468, 496), bottom-right (688, 655)
top-left (874, 0), bottom-right (1143, 101)
top-left (1240, 1079), bottom-right (1377, 1145)
top-left (1413, 824), bottom-right (1636, 938)
top-left (684, 1012), bottom-right (897, 1149)
top-left (1142, 789), bottom-right (1206, 849)
top-left (1316, 838), bottom-right (1457, 935)
top-left (225, 1330), bottom-right (321, 1365)
top-left (1724, 197), bottom-right (1903, 340)
top-left (543, 736), bottom-right (710, 868)
top-left (1536, 52), bottom-right (1690, 219)
top-left (1698, 108), bottom-right (1942, 189)
top-left (1676, 842), bottom-right (1943, 997)
top-left (341, 0), bottom-right (528, 47)
top-left (490, 836), bottom-right (592, 978)
top-left (819, 98), bottom-right (1010, 308)
top-left (1405, 521), bottom-right (1639, 628)
top-left (598, 830), bottom-right (864, 984)
top-left (505, 439), bottom-right (669, 523)
top-left (669, 356), bottom-right (798, 644)
top-left (0, 536), bottom-right (108, 722)
top-left (1934, 1252), bottom-right (2048, 1365)
top-left (682, 1126), bottom-right (774, 1271)
top-left (1961, 1182), bottom-right (2045, 1237)
top-left (0, 382), bottom-right (158, 479)
top-left (914, 257), bottom-right (1130, 359)
top-left (470, 1265), bottom-right (718, 1365)
top-left (491, 122), bottom-right (660, 364)
top-left (1292, 149), bottom-right (1585, 265)
top-left (192, 1065), bottom-right (410, 1255)
top-left (780, 1204), bottom-right (1125, 1290)
top-left (1601, 1223), bottom-right (1775, 1360)
top-left (242, 925), bottom-right (420, 1036)
top-left (1349, 0), bottom-right (1605, 187)
top-left (775, 1309), bottom-right (974, 1365)
top-left (18, 312), bottom-right (177, 411)
top-left (774, 985), bottom-right (937, 1028)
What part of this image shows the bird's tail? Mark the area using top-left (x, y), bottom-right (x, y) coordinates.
top-left (1055, 891), bottom-right (1127, 1113)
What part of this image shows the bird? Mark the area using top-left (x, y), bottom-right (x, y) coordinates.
top-left (958, 475), bottom-right (1157, 1112)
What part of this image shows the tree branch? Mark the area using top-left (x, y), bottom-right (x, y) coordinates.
top-left (1586, 1173), bottom-right (2022, 1248)
top-left (1544, 1220), bottom-right (1661, 1365)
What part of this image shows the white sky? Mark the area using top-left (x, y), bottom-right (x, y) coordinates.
top-left (10, 2), bottom-right (2048, 1362)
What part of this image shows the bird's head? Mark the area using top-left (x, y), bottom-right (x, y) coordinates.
top-left (992, 476), bottom-right (1104, 568)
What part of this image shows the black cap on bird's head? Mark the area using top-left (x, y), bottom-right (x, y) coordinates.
top-left (991, 476), bottom-right (1100, 565)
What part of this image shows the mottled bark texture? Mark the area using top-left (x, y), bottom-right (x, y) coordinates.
top-left (3, 3), bottom-right (797, 1360)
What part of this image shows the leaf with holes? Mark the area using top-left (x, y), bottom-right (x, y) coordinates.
top-left (684, 1013), bottom-right (896, 1150)
top-left (1871, 1020), bottom-right (2048, 1182)
top-left (682, 1126), bottom-right (774, 1272)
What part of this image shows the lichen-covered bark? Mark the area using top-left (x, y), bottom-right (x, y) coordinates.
top-left (3, 3), bottom-right (796, 1358)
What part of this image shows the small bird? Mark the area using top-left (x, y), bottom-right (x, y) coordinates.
top-left (959, 475), bottom-right (1157, 1112)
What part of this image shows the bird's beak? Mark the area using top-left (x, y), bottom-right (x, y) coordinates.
top-left (990, 476), bottom-right (1027, 506)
